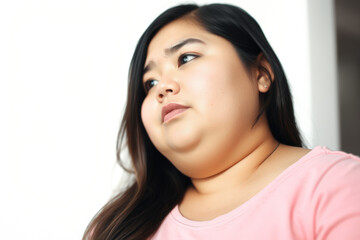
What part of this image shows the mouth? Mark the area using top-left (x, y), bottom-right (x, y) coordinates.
top-left (162, 103), bottom-right (189, 123)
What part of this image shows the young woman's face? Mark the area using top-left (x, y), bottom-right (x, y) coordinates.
top-left (141, 19), bottom-right (267, 178)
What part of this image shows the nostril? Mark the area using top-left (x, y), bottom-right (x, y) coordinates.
top-left (166, 89), bottom-right (173, 93)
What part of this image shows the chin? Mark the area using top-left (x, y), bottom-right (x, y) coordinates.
top-left (164, 125), bottom-right (201, 152)
top-left (168, 137), bottom-right (199, 151)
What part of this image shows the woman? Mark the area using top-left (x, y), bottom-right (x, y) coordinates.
top-left (83, 3), bottom-right (360, 240)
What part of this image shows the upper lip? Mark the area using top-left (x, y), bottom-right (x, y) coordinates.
top-left (161, 103), bottom-right (189, 123)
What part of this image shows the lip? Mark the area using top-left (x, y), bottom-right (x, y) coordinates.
top-left (161, 103), bottom-right (189, 123)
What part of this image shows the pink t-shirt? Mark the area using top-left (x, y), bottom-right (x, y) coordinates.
top-left (151, 146), bottom-right (360, 240)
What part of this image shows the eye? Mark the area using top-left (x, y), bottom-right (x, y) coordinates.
top-left (178, 53), bottom-right (199, 67)
top-left (143, 79), bottom-right (158, 93)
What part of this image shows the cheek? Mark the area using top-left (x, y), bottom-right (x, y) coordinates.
top-left (141, 98), bottom-right (167, 152)
top-left (183, 60), bottom-right (240, 111)
top-left (140, 100), bottom-right (149, 128)
top-left (140, 98), bottom-right (156, 137)
top-left (182, 61), bottom-right (224, 103)
top-left (183, 58), bottom-right (259, 128)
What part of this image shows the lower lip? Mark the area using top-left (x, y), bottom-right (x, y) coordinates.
top-left (163, 108), bottom-right (189, 123)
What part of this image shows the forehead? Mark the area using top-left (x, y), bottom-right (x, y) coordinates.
top-left (146, 19), bottom-right (208, 57)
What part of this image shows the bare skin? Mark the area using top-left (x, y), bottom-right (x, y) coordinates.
top-left (141, 18), bottom-right (310, 221)
top-left (180, 144), bottom-right (310, 221)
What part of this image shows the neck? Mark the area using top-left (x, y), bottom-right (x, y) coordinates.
top-left (189, 137), bottom-right (280, 196)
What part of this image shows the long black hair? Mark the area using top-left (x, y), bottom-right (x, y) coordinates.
top-left (83, 3), bottom-right (303, 240)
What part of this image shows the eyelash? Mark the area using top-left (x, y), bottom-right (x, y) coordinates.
top-left (143, 53), bottom-right (200, 93)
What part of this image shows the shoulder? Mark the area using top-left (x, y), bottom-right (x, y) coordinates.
top-left (307, 146), bottom-right (360, 194)
top-left (268, 145), bottom-right (360, 185)
top-left (312, 146), bottom-right (360, 162)
top-left (287, 145), bottom-right (359, 173)
top-left (295, 146), bottom-right (360, 209)
top-left (302, 147), bottom-right (360, 239)
top-left (274, 146), bottom-right (360, 201)
top-left (302, 146), bottom-right (360, 177)
top-left (291, 146), bottom-right (360, 188)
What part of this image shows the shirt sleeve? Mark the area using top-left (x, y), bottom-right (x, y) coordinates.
top-left (313, 155), bottom-right (360, 240)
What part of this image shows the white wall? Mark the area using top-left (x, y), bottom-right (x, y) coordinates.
top-left (0, 0), bottom-right (338, 239)
top-left (307, 0), bottom-right (340, 149)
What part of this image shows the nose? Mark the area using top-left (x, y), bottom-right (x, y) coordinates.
top-left (156, 73), bottom-right (180, 102)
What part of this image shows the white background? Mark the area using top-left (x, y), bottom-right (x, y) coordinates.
top-left (0, 0), bottom-right (338, 239)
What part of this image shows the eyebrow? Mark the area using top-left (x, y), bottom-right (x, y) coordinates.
top-left (143, 38), bottom-right (205, 75)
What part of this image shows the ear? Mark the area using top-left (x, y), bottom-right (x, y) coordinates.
top-left (254, 53), bottom-right (274, 93)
